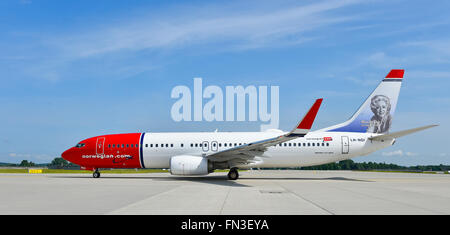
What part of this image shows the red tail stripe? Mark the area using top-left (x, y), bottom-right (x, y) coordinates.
top-left (385, 69), bottom-right (404, 78)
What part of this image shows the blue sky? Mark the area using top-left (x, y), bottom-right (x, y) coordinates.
top-left (1, 0), bottom-right (449, 165)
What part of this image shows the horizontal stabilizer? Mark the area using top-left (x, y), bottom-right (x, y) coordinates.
top-left (369, 125), bottom-right (438, 141)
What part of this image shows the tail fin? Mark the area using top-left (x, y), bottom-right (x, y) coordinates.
top-left (322, 69), bottom-right (404, 134)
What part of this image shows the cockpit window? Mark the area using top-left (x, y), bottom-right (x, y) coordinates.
top-left (75, 143), bottom-right (86, 148)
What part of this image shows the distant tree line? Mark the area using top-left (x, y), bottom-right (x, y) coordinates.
top-left (49, 157), bottom-right (77, 168)
top-left (19, 160), bottom-right (36, 167)
top-left (300, 160), bottom-right (450, 172)
top-left (0, 158), bottom-right (78, 168)
top-left (1, 158), bottom-right (449, 172)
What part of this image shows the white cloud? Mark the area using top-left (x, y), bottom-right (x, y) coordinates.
top-left (382, 150), bottom-right (418, 157)
top-left (407, 70), bottom-right (450, 80)
top-left (8, 153), bottom-right (56, 161)
top-left (382, 150), bottom-right (404, 156)
top-left (53, 0), bottom-right (363, 58)
top-left (405, 152), bottom-right (418, 157)
top-left (0, 0), bottom-right (368, 83)
top-left (397, 39), bottom-right (450, 64)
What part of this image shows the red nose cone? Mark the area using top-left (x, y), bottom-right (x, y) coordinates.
top-left (62, 148), bottom-right (75, 163)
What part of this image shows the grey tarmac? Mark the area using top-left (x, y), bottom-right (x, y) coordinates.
top-left (0, 170), bottom-right (449, 215)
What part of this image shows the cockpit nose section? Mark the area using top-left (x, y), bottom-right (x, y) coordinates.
top-left (61, 148), bottom-right (75, 163)
top-left (62, 140), bottom-right (89, 164)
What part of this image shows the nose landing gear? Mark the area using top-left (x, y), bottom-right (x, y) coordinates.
top-left (227, 168), bottom-right (239, 180)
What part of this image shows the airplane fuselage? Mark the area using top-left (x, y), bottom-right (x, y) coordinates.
top-left (62, 131), bottom-right (392, 170)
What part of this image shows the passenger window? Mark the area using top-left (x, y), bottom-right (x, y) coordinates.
top-left (145, 144), bottom-right (148, 147)
top-left (171, 144), bottom-right (173, 147)
top-left (284, 143), bottom-right (287, 147)
top-left (289, 143), bottom-right (292, 147)
top-left (150, 144), bottom-right (153, 147)
top-left (326, 143), bottom-right (330, 146)
top-left (307, 143), bottom-right (310, 147)
top-left (181, 144), bottom-right (184, 147)
top-left (108, 144), bottom-right (111, 148)
top-left (312, 143), bottom-right (315, 147)
top-left (195, 144), bottom-right (198, 147)
top-left (155, 144), bottom-right (158, 147)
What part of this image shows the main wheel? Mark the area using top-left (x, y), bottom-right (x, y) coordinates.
top-left (227, 168), bottom-right (239, 180)
top-left (93, 171), bottom-right (101, 178)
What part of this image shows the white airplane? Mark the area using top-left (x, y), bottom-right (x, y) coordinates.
top-left (62, 69), bottom-right (437, 179)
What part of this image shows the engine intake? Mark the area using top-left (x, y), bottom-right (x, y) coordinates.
top-left (170, 155), bottom-right (213, 175)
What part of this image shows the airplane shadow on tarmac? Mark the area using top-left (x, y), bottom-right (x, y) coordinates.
top-left (49, 175), bottom-right (251, 187)
top-left (48, 174), bottom-right (372, 187)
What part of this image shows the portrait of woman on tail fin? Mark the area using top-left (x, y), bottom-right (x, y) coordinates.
top-left (367, 95), bottom-right (392, 133)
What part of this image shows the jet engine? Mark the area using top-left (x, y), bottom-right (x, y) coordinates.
top-left (169, 155), bottom-right (213, 175)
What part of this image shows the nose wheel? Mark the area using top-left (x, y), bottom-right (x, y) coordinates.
top-left (93, 170), bottom-right (101, 178)
top-left (227, 168), bottom-right (239, 180)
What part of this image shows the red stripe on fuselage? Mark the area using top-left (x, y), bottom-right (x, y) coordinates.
top-left (64, 133), bottom-right (142, 169)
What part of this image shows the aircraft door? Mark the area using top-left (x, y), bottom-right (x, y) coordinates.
top-left (341, 136), bottom-right (349, 154)
top-left (96, 137), bottom-right (105, 155)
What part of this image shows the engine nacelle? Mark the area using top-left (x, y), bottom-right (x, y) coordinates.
top-left (170, 155), bottom-right (213, 175)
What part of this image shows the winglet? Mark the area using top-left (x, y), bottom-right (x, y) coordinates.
top-left (287, 98), bottom-right (323, 136)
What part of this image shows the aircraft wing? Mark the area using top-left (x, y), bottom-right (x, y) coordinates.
top-left (207, 98), bottom-right (323, 163)
top-left (368, 124), bottom-right (438, 141)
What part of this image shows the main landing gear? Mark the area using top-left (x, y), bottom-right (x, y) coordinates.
top-left (227, 168), bottom-right (239, 180)
top-left (93, 169), bottom-right (101, 178)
